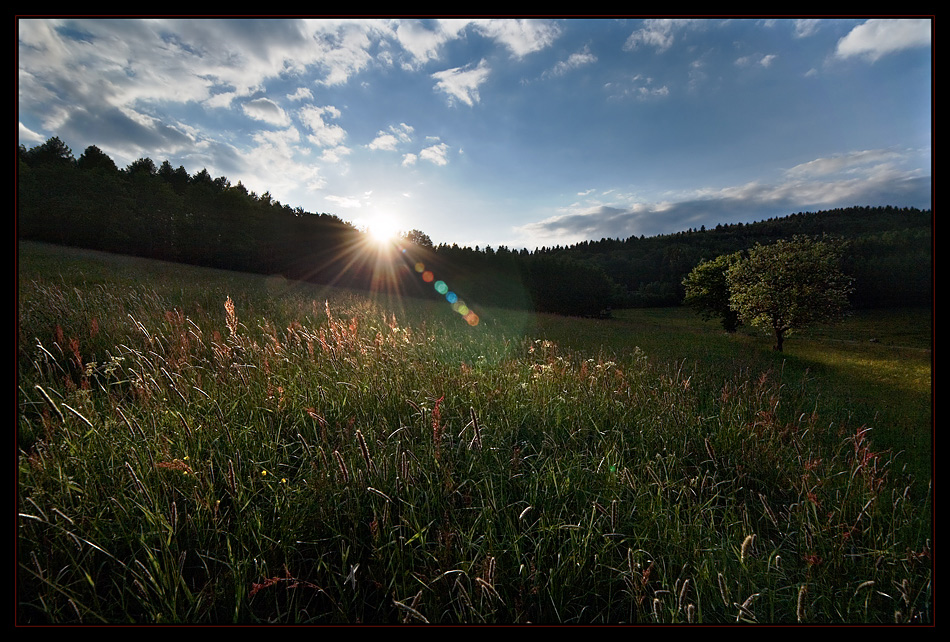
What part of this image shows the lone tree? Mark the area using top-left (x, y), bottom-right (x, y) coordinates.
top-left (683, 251), bottom-right (744, 332)
top-left (726, 235), bottom-right (853, 351)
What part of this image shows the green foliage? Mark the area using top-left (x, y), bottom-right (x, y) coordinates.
top-left (682, 252), bottom-right (743, 332)
top-left (727, 236), bottom-right (854, 351)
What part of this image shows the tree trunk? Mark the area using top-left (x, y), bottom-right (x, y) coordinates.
top-left (774, 327), bottom-right (785, 351)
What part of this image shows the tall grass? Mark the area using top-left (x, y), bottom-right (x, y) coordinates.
top-left (17, 242), bottom-right (931, 623)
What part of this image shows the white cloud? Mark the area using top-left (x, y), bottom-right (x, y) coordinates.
top-left (367, 133), bottom-right (401, 151)
top-left (287, 87), bottom-right (313, 101)
top-left (784, 149), bottom-right (904, 178)
top-left (432, 59), bottom-right (491, 106)
top-left (401, 153), bottom-right (417, 166)
top-left (304, 19), bottom-right (389, 85)
top-left (320, 145), bottom-right (351, 163)
top-left (394, 19), bottom-right (468, 66)
top-left (835, 19), bottom-right (931, 62)
top-left (793, 19), bottom-right (822, 38)
top-left (325, 194), bottom-right (362, 208)
top-left (471, 19), bottom-right (561, 58)
top-left (205, 91), bottom-right (238, 109)
top-left (366, 123), bottom-right (414, 151)
top-left (419, 142), bottom-right (450, 166)
top-left (15, 18), bottom-right (390, 159)
top-left (547, 45), bottom-right (597, 77)
top-left (19, 121), bottom-right (47, 145)
top-left (242, 97), bottom-right (290, 126)
top-left (251, 125), bottom-right (300, 151)
top-left (239, 125), bottom-right (328, 199)
top-left (298, 105), bottom-right (346, 147)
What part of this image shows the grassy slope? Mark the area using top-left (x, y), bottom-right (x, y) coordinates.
top-left (17, 242), bottom-right (932, 624)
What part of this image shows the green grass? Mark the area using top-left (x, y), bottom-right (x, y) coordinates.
top-left (17, 241), bottom-right (932, 624)
top-left (534, 306), bottom-right (933, 489)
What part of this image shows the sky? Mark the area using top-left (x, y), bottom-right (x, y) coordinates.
top-left (17, 17), bottom-right (932, 249)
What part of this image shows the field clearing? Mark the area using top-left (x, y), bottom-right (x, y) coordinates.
top-left (17, 242), bottom-right (932, 624)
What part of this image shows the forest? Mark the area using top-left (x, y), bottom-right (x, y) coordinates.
top-left (18, 137), bottom-right (932, 316)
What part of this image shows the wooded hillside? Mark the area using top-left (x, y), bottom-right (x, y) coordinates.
top-left (18, 138), bottom-right (932, 314)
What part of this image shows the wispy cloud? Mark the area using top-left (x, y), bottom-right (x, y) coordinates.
top-left (545, 45), bottom-right (597, 77)
top-left (325, 194), bottom-right (362, 208)
top-left (784, 149), bottom-right (905, 178)
top-left (298, 105), bottom-right (346, 147)
top-left (623, 18), bottom-right (695, 53)
top-left (287, 87), bottom-right (313, 101)
top-left (793, 19), bottom-right (822, 38)
top-left (432, 59), bottom-right (491, 106)
top-left (736, 53), bottom-right (777, 68)
top-left (320, 145), bottom-right (351, 163)
top-left (605, 74), bottom-right (669, 101)
top-left (472, 19), bottom-right (561, 58)
top-left (243, 126), bottom-right (326, 194)
top-left (516, 149), bottom-right (931, 244)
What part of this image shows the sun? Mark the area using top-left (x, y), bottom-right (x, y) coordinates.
top-left (366, 213), bottom-right (402, 246)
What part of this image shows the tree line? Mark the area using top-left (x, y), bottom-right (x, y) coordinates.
top-left (18, 137), bottom-right (931, 316)
top-left (17, 138), bottom-right (618, 316)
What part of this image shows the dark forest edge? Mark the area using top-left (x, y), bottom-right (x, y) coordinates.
top-left (18, 137), bottom-right (932, 316)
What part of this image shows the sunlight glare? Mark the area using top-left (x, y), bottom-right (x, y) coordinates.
top-left (367, 213), bottom-right (402, 246)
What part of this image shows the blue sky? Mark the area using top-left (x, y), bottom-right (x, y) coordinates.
top-left (18, 17), bottom-right (932, 249)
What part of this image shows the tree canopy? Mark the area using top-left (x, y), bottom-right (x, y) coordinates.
top-left (682, 251), bottom-right (743, 332)
top-left (726, 236), bottom-right (854, 351)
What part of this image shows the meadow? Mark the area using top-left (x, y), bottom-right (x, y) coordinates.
top-left (17, 241), bottom-right (932, 624)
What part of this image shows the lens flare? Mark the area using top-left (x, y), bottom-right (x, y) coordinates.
top-left (407, 257), bottom-right (479, 326)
